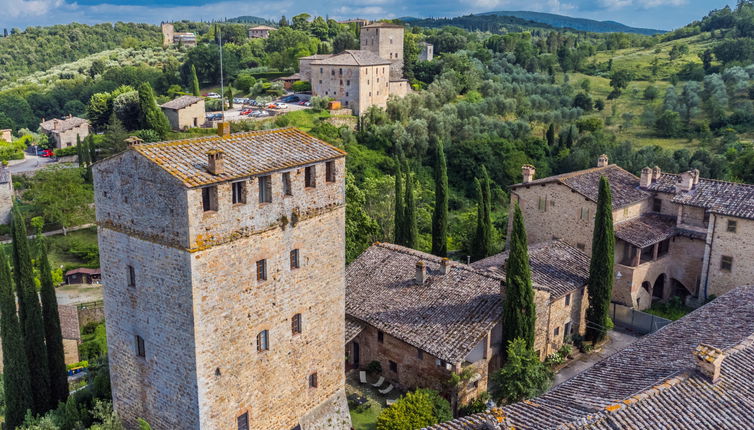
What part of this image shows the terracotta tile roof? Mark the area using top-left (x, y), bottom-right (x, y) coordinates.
top-left (160, 95), bottom-right (204, 110)
top-left (310, 50), bottom-right (391, 66)
top-left (614, 214), bottom-right (676, 248)
top-left (647, 174), bottom-right (754, 220)
top-left (423, 413), bottom-right (503, 429)
top-left (472, 240), bottom-right (589, 300)
top-left (511, 165), bottom-right (650, 209)
top-left (40, 116), bottom-right (88, 134)
top-left (58, 305), bottom-right (81, 341)
top-left (131, 128), bottom-right (346, 188)
top-left (65, 268), bottom-right (101, 277)
top-left (249, 25), bottom-right (276, 30)
top-left (362, 22), bottom-right (404, 29)
top-left (299, 54), bottom-right (334, 60)
top-left (430, 285), bottom-right (754, 430)
top-left (346, 243), bottom-right (505, 364)
top-left (275, 73), bottom-right (302, 81)
top-left (345, 317), bottom-right (365, 343)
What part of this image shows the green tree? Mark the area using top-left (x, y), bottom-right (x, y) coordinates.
top-left (586, 176), bottom-right (615, 343)
top-left (137, 82), bottom-right (170, 138)
top-left (26, 166), bottom-right (94, 235)
top-left (492, 338), bottom-right (552, 404)
top-left (0, 248), bottom-right (33, 429)
top-left (11, 206), bottom-right (51, 415)
top-left (190, 64), bottom-right (201, 96)
top-left (345, 173), bottom-right (380, 263)
top-left (431, 141), bottom-right (448, 257)
top-left (393, 155), bottom-right (404, 245)
top-left (403, 161), bottom-right (418, 249)
top-left (471, 167), bottom-right (493, 261)
top-left (501, 203), bottom-right (536, 357)
top-left (37, 237), bottom-right (68, 406)
top-left (100, 113), bottom-right (129, 158)
top-left (376, 389), bottom-right (452, 430)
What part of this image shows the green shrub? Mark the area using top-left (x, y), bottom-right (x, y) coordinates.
top-left (558, 343), bottom-right (573, 359)
top-left (493, 338), bottom-right (552, 404)
top-left (55, 145), bottom-right (80, 157)
top-left (66, 360), bottom-right (90, 370)
top-left (291, 80), bottom-right (311, 92)
top-left (458, 392), bottom-right (490, 417)
top-left (376, 389), bottom-right (452, 430)
top-left (366, 360), bottom-right (382, 374)
top-left (544, 353), bottom-right (565, 367)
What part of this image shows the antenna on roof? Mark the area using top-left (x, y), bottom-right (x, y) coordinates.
top-left (218, 24), bottom-right (225, 121)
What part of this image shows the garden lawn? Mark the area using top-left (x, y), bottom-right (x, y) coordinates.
top-left (350, 401), bottom-right (382, 430)
top-left (645, 299), bottom-right (693, 321)
top-left (46, 226), bottom-right (99, 270)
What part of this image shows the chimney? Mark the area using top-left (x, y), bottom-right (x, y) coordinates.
top-left (440, 258), bottom-right (450, 275)
top-left (53, 119), bottom-right (59, 130)
top-left (597, 154), bottom-right (608, 168)
top-left (692, 168), bottom-right (700, 186)
top-left (415, 261), bottom-right (427, 285)
top-left (216, 121), bottom-right (230, 138)
top-left (652, 166), bottom-right (662, 181)
top-left (207, 149), bottom-right (224, 175)
top-left (640, 167), bottom-right (652, 188)
top-left (675, 171), bottom-right (694, 193)
top-left (521, 164), bottom-right (535, 184)
top-left (693, 344), bottom-right (725, 384)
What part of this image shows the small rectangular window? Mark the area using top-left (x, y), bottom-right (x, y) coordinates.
top-left (282, 172), bottom-right (292, 196)
top-left (417, 348), bottom-right (423, 360)
top-left (346, 80), bottom-right (350, 86)
top-left (256, 259), bottom-right (267, 281)
top-left (305, 166), bottom-right (316, 188)
top-left (565, 322), bottom-right (573, 336)
top-left (232, 181), bottom-right (246, 204)
top-left (538, 197), bottom-right (547, 212)
top-left (554, 326), bottom-right (560, 336)
top-left (377, 330), bottom-right (384, 343)
top-left (136, 335), bottom-right (145, 357)
top-left (577, 243), bottom-right (586, 251)
top-left (389, 360), bottom-right (397, 373)
top-left (292, 313), bottom-right (302, 335)
top-left (237, 412), bottom-right (249, 430)
top-left (290, 249), bottom-right (300, 269)
top-left (309, 372), bottom-right (318, 388)
top-left (565, 293), bottom-right (571, 306)
top-left (202, 186), bottom-right (218, 212)
top-left (653, 198), bottom-right (662, 213)
top-left (258, 175), bottom-right (272, 203)
top-left (257, 330), bottom-right (269, 351)
top-left (326, 161), bottom-right (336, 183)
top-left (721, 256), bottom-right (733, 272)
top-left (727, 220), bottom-right (737, 233)
top-left (580, 207), bottom-right (589, 220)
top-left (127, 265), bottom-right (135, 287)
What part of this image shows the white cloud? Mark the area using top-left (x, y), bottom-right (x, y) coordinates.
top-left (598, 0), bottom-right (686, 9)
top-left (6, 0), bottom-right (66, 18)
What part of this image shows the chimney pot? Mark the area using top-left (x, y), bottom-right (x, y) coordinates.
top-left (652, 166), bottom-right (662, 181)
top-left (640, 167), bottom-right (652, 188)
top-left (415, 261), bottom-right (427, 285)
top-left (693, 344), bottom-right (724, 384)
top-left (521, 164), bottom-right (535, 184)
top-left (675, 171), bottom-right (694, 193)
top-left (597, 154), bottom-right (608, 167)
top-left (692, 168), bottom-right (700, 186)
top-left (440, 258), bottom-right (450, 275)
top-left (216, 121), bottom-right (230, 138)
top-left (207, 149), bottom-right (225, 175)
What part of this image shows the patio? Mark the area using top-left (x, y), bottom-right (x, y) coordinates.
top-left (345, 370), bottom-right (402, 430)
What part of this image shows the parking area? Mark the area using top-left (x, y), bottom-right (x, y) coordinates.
top-left (205, 93), bottom-right (312, 123)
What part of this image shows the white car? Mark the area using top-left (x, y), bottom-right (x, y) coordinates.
top-left (207, 92), bottom-right (221, 99)
top-left (275, 103), bottom-right (288, 109)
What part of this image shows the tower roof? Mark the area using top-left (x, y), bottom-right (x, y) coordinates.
top-left (362, 22), bottom-right (404, 29)
top-left (310, 50), bottom-right (391, 66)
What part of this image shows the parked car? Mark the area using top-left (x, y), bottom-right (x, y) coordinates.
top-left (281, 96), bottom-right (300, 103)
top-left (303, 101), bottom-right (311, 107)
top-left (270, 103), bottom-right (288, 109)
top-left (207, 92), bottom-right (221, 99)
top-left (240, 109), bottom-right (254, 115)
top-left (233, 98), bottom-right (245, 104)
top-left (206, 113), bottom-right (223, 121)
top-left (40, 149), bottom-right (55, 157)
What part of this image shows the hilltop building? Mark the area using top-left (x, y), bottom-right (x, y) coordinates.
top-left (161, 23), bottom-right (197, 48)
top-left (338, 19), bottom-right (370, 27)
top-left (345, 241), bottom-right (589, 407)
top-left (39, 115), bottom-right (89, 149)
top-left (509, 155), bottom-right (754, 310)
top-left (93, 125), bottom-right (351, 429)
top-left (160, 95), bottom-right (206, 131)
top-left (248, 25), bottom-right (276, 38)
top-left (419, 42), bottom-right (434, 61)
top-left (428, 285), bottom-right (754, 429)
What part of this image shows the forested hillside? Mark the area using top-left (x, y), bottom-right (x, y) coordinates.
top-left (0, 23), bottom-right (162, 82)
top-left (407, 15), bottom-right (555, 33)
top-left (481, 11), bottom-right (664, 35)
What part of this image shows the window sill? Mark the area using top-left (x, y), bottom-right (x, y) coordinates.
top-left (232, 202), bottom-right (247, 207)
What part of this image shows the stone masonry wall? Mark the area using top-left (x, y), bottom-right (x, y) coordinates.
top-left (360, 27), bottom-right (404, 80)
top-left (53, 123), bottom-right (89, 149)
top-left (544, 288), bottom-right (588, 355)
top-left (163, 101), bottom-right (206, 131)
top-left (0, 177), bottom-right (14, 224)
top-left (706, 215), bottom-right (754, 298)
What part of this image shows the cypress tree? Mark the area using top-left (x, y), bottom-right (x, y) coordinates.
top-left (403, 161), bottom-right (417, 249)
top-left (87, 134), bottom-right (97, 164)
top-left (38, 236), bottom-right (68, 406)
top-left (11, 206), bottom-right (51, 415)
top-left (546, 124), bottom-right (556, 150)
top-left (138, 82), bottom-right (171, 138)
top-left (501, 203), bottom-right (536, 359)
top-left (481, 166), bottom-right (493, 255)
top-left (393, 155), bottom-right (404, 245)
top-left (0, 249), bottom-right (33, 429)
top-left (76, 135), bottom-right (83, 169)
top-left (471, 178), bottom-right (487, 262)
top-left (586, 176), bottom-right (615, 343)
top-left (431, 141), bottom-right (448, 257)
top-left (190, 64), bottom-right (201, 96)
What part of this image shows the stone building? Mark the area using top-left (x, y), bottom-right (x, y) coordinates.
top-left (93, 125), bottom-right (351, 429)
top-left (428, 285), bottom-right (754, 430)
top-left (345, 242), bottom-right (589, 408)
top-left (160, 95), bottom-right (206, 131)
top-left (360, 22), bottom-right (404, 81)
top-left (248, 25), bottom-right (276, 39)
top-left (161, 23), bottom-right (197, 48)
top-left (509, 155), bottom-right (754, 310)
top-left (0, 129), bottom-right (11, 142)
top-left (0, 165), bottom-right (12, 225)
top-left (39, 115), bottom-right (89, 149)
top-left (419, 42), bottom-right (434, 61)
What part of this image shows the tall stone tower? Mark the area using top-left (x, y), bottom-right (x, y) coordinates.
top-left (161, 23), bottom-right (174, 48)
top-left (93, 126), bottom-right (351, 430)
top-left (360, 22), bottom-right (404, 80)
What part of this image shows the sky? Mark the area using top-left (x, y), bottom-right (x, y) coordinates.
top-left (0, 0), bottom-right (739, 32)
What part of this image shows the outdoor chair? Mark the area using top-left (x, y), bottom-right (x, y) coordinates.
top-left (379, 384), bottom-right (393, 395)
top-left (386, 398), bottom-right (396, 406)
top-left (359, 371), bottom-right (368, 384)
top-left (371, 376), bottom-right (385, 388)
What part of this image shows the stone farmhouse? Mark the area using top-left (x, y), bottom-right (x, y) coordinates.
top-left (345, 241), bottom-right (589, 408)
top-left (292, 23), bottom-right (410, 115)
top-left (0, 165), bottom-right (13, 224)
top-left (160, 95), bottom-right (206, 131)
top-left (93, 125), bottom-right (351, 429)
top-left (429, 285), bottom-right (754, 430)
top-left (0, 128), bottom-right (11, 142)
top-left (39, 115), bottom-right (89, 149)
top-left (161, 23), bottom-right (197, 48)
top-left (509, 155), bottom-right (754, 310)
top-left (248, 25), bottom-right (276, 39)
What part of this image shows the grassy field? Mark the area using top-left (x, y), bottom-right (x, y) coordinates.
top-left (350, 402), bottom-right (382, 430)
top-left (46, 227), bottom-right (99, 270)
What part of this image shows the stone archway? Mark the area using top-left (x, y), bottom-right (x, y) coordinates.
top-left (653, 274), bottom-right (666, 300)
top-left (671, 278), bottom-right (693, 300)
top-left (642, 281), bottom-right (652, 295)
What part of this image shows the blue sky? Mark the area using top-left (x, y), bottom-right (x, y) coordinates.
top-left (0, 0), bottom-right (738, 31)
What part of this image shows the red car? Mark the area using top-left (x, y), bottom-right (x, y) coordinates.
top-left (40, 149), bottom-right (55, 157)
top-left (240, 109), bottom-right (253, 115)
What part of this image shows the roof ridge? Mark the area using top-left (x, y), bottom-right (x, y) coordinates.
top-left (660, 172), bottom-right (754, 189)
top-left (374, 242), bottom-right (505, 281)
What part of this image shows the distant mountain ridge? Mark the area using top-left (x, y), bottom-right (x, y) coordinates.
top-left (480, 11), bottom-right (665, 35)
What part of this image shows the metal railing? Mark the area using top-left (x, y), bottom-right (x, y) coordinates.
top-left (610, 302), bottom-right (672, 334)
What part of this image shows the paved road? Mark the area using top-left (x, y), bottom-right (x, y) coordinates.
top-left (553, 329), bottom-right (641, 386)
top-left (8, 153), bottom-right (55, 174)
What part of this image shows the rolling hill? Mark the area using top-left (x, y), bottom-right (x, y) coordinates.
top-left (480, 11), bottom-right (664, 35)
